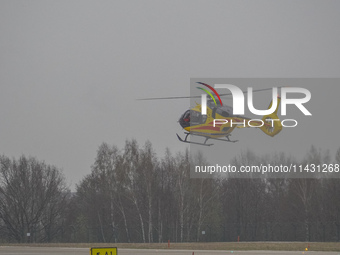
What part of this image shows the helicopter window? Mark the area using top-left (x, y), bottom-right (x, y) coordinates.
top-left (179, 110), bottom-right (191, 128)
top-left (201, 115), bottom-right (207, 124)
top-left (190, 110), bottom-right (207, 125)
top-left (216, 108), bottom-right (230, 117)
top-left (212, 108), bottom-right (217, 119)
top-left (221, 111), bottom-right (229, 117)
top-left (190, 111), bottom-right (201, 124)
top-left (183, 110), bottom-right (190, 121)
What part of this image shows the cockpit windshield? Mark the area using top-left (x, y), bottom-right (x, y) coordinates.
top-left (179, 110), bottom-right (207, 128)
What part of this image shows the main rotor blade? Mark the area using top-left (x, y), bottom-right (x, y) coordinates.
top-left (219, 87), bottom-right (281, 97)
top-left (137, 95), bottom-right (201, 100)
top-left (137, 87), bottom-right (281, 100)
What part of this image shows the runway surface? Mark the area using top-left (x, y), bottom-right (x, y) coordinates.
top-left (0, 247), bottom-right (339, 255)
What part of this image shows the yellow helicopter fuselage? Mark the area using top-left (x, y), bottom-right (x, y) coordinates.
top-left (179, 97), bottom-right (282, 144)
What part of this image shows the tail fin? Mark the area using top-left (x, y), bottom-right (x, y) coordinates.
top-left (260, 96), bottom-right (282, 137)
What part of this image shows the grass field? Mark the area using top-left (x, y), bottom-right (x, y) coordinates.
top-left (1, 242), bottom-right (340, 252)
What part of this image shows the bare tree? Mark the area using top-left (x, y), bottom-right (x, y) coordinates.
top-left (138, 141), bottom-right (158, 243)
top-left (175, 149), bottom-right (190, 242)
top-left (0, 155), bottom-right (69, 242)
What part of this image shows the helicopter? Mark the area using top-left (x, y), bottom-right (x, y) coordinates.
top-left (139, 82), bottom-right (283, 146)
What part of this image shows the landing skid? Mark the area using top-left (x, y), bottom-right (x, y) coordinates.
top-left (176, 133), bottom-right (213, 146)
top-left (176, 132), bottom-right (238, 146)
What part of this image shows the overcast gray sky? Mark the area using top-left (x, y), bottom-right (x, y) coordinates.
top-left (1, 1), bottom-right (340, 190)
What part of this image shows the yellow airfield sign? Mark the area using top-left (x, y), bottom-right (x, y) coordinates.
top-left (90, 247), bottom-right (117, 255)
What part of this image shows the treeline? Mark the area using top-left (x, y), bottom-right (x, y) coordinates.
top-left (0, 140), bottom-right (340, 243)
